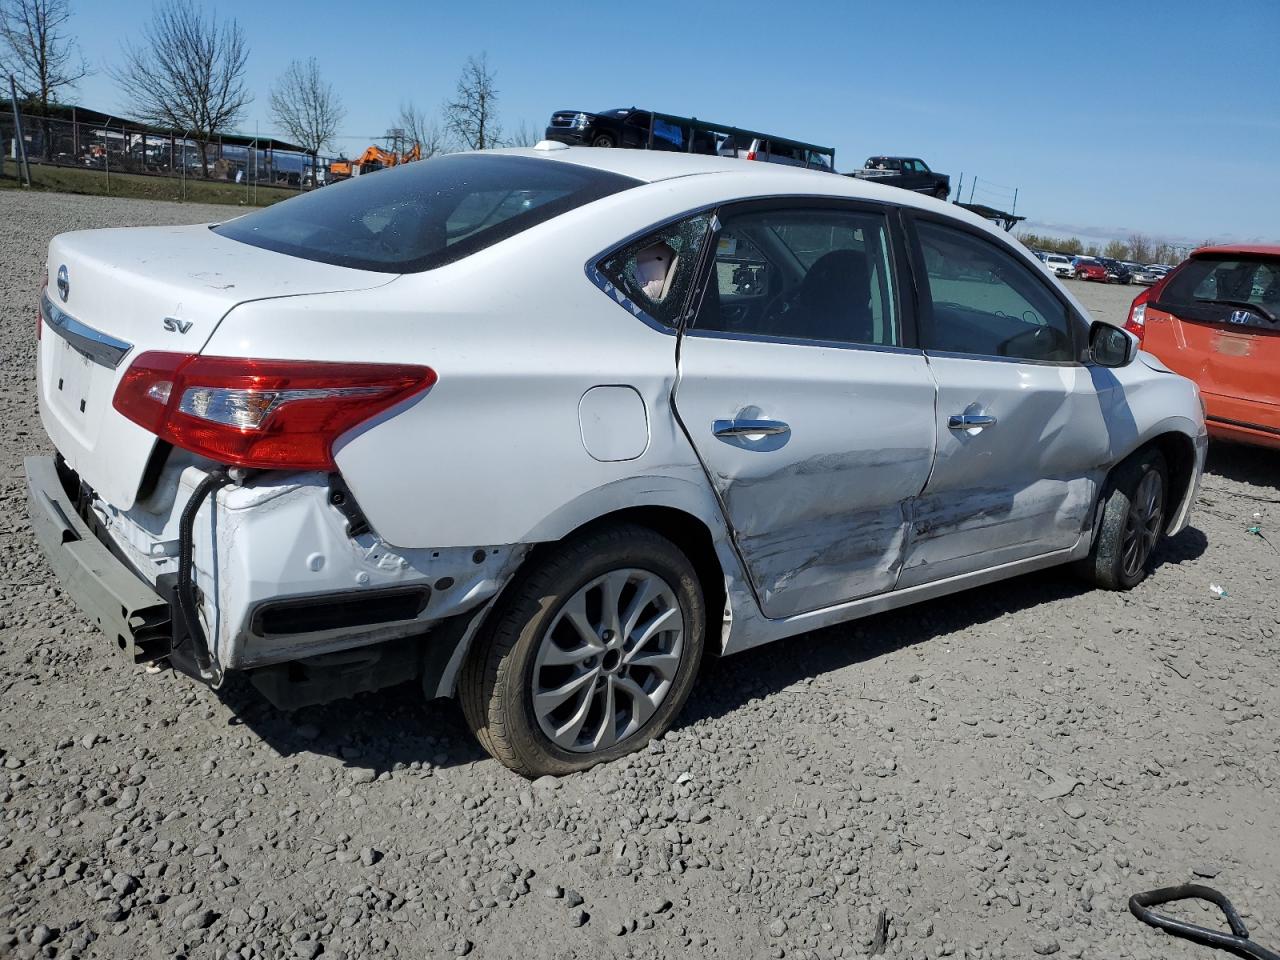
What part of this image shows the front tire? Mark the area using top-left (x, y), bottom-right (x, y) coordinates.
top-left (459, 524), bottom-right (705, 777)
top-left (591, 133), bottom-right (616, 148)
top-left (1080, 448), bottom-right (1168, 590)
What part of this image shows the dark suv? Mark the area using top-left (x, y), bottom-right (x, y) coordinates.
top-left (545, 108), bottom-right (714, 153)
top-left (1098, 258), bottom-right (1132, 285)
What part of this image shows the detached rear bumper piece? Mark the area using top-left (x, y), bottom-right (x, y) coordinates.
top-left (24, 455), bottom-right (172, 662)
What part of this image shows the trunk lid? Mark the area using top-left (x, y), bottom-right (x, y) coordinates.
top-left (38, 223), bottom-right (393, 509)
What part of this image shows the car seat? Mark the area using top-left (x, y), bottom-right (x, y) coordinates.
top-left (785, 249), bottom-right (873, 343)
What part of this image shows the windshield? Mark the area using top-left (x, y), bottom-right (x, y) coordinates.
top-left (213, 154), bottom-right (639, 273)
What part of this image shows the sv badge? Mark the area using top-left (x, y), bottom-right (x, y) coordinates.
top-left (162, 317), bottom-right (194, 334)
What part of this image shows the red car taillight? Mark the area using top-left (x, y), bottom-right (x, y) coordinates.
top-left (1124, 288), bottom-right (1150, 344)
top-left (113, 352), bottom-right (436, 471)
top-left (1124, 273), bottom-right (1174, 346)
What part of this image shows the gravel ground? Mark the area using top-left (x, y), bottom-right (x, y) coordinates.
top-left (3, 190), bottom-right (1280, 960)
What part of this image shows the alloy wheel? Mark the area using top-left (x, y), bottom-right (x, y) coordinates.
top-left (531, 568), bottom-right (683, 753)
top-left (1120, 469), bottom-right (1164, 580)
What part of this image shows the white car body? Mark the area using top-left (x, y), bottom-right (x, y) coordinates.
top-left (1045, 254), bottom-right (1075, 277)
top-left (27, 144), bottom-right (1207, 765)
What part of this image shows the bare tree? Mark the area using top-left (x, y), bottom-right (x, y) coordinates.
top-left (112, 2), bottom-right (251, 178)
top-left (503, 120), bottom-right (537, 147)
top-left (444, 52), bottom-right (500, 150)
top-left (1103, 239), bottom-right (1130, 260)
top-left (396, 100), bottom-right (446, 158)
top-left (269, 57), bottom-right (343, 185)
top-left (1127, 233), bottom-right (1152, 263)
top-left (0, 0), bottom-right (89, 158)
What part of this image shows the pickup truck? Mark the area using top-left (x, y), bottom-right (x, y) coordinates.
top-left (847, 157), bottom-right (950, 199)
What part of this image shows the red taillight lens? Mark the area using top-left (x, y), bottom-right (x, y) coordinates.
top-left (746, 150), bottom-right (757, 161)
top-left (113, 352), bottom-right (436, 471)
top-left (1124, 287), bottom-right (1150, 344)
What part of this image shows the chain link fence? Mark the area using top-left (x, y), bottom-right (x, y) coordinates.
top-left (1, 108), bottom-right (338, 189)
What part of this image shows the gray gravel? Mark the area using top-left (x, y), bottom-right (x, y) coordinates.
top-left (3, 189), bottom-right (1280, 960)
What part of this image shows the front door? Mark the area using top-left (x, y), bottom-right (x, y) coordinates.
top-left (899, 216), bottom-right (1110, 587)
top-left (674, 201), bottom-right (937, 618)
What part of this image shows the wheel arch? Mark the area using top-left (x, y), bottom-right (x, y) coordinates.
top-left (429, 488), bottom-right (740, 701)
top-left (1099, 427), bottom-right (1201, 539)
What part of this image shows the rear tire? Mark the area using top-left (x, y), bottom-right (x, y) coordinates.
top-left (1079, 448), bottom-right (1169, 590)
top-left (933, 185), bottom-right (948, 200)
top-left (459, 524), bottom-right (705, 777)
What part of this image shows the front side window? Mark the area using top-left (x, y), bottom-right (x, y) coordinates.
top-left (692, 206), bottom-right (899, 347)
top-left (596, 215), bottom-right (712, 327)
top-left (214, 154), bottom-right (639, 273)
top-left (916, 220), bottom-right (1074, 362)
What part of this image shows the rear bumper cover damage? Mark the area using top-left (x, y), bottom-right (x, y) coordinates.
top-left (24, 454), bottom-right (527, 685)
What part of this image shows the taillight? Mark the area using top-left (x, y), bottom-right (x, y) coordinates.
top-left (113, 352), bottom-right (436, 471)
top-left (1124, 288), bottom-right (1150, 344)
top-left (1124, 273), bottom-right (1174, 346)
top-left (746, 150), bottom-right (757, 161)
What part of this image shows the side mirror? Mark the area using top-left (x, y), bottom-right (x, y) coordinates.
top-left (1089, 321), bottom-right (1138, 368)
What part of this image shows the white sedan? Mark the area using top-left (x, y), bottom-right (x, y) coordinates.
top-left (27, 144), bottom-right (1207, 776)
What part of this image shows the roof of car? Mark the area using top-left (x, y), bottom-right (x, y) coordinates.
top-left (1192, 244), bottom-right (1280, 258)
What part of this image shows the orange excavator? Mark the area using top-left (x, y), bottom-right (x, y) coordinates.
top-left (330, 142), bottom-right (422, 181)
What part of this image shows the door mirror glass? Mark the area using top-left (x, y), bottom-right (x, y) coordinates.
top-left (1089, 321), bottom-right (1136, 367)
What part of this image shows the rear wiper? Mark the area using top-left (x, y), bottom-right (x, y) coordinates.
top-left (1195, 298), bottom-right (1278, 323)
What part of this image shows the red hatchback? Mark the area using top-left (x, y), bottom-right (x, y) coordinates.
top-left (1073, 258), bottom-right (1109, 282)
top-left (1125, 245), bottom-right (1280, 450)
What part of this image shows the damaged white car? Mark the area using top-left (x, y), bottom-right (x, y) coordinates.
top-left (27, 144), bottom-right (1206, 776)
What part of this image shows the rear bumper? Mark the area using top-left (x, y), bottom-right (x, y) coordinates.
top-left (25, 455), bottom-right (173, 662)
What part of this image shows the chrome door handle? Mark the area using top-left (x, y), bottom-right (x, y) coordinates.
top-left (948, 413), bottom-right (997, 430)
top-left (713, 418), bottom-right (791, 438)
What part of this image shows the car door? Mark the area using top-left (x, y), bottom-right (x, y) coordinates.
top-left (898, 214), bottom-right (1111, 588)
top-left (673, 200), bottom-right (937, 619)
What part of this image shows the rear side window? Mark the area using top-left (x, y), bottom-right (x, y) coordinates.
top-left (916, 221), bottom-right (1074, 362)
top-left (214, 154), bottom-right (639, 273)
top-left (596, 215), bottom-right (713, 328)
top-left (1160, 257), bottom-right (1280, 328)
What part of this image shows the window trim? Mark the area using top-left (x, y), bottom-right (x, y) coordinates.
top-left (901, 209), bottom-right (1091, 366)
top-left (682, 195), bottom-right (919, 353)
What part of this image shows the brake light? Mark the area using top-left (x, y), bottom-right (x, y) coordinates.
top-left (1124, 288), bottom-right (1150, 344)
top-left (113, 353), bottom-right (436, 470)
top-left (1124, 273), bottom-right (1174, 346)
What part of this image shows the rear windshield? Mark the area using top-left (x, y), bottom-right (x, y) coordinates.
top-left (213, 153), bottom-right (640, 273)
top-left (1159, 256), bottom-right (1280, 328)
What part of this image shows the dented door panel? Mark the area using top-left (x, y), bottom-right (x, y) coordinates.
top-left (674, 335), bottom-right (936, 619)
top-left (900, 355), bottom-right (1109, 586)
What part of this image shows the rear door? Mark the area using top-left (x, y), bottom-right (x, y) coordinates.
top-left (673, 199), bottom-right (937, 618)
top-left (899, 214), bottom-right (1108, 586)
top-left (1150, 255), bottom-right (1280, 413)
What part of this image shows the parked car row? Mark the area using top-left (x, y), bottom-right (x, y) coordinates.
top-left (1033, 251), bottom-right (1177, 285)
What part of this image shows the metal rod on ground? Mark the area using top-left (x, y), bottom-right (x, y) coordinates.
top-left (9, 75), bottom-right (31, 186)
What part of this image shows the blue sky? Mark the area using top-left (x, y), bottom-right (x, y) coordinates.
top-left (65, 0), bottom-right (1279, 243)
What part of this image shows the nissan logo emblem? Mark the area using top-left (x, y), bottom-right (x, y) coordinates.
top-left (56, 264), bottom-right (69, 302)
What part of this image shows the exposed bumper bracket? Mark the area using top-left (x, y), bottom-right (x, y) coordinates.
top-left (25, 455), bottom-right (172, 664)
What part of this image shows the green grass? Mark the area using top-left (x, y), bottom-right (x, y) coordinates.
top-left (0, 163), bottom-right (298, 207)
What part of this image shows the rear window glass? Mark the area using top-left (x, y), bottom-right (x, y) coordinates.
top-left (213, 154), bottom-right (639, 273)
top-left (1160, 257), bottom-right (1280, 325)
